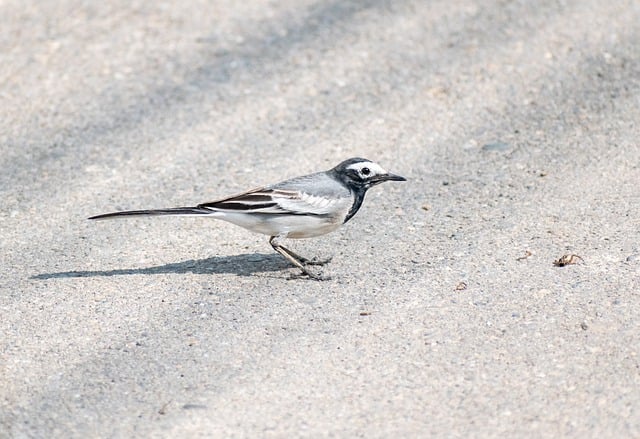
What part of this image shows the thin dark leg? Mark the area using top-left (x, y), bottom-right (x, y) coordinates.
top-left (269, 236), bottom-right (330, 280)
top-left (280, 247), bottom-right (333, 266)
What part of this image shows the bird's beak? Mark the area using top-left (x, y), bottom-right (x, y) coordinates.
top-left (368, 172), bottom-right (406, 186)
top-left (377, 172), bottom-right (407, 182)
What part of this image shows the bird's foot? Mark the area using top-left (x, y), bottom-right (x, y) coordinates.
top-left (288, 268), bottom-right (331, 281)
top-left (299, 256), bottom-right (333, 266)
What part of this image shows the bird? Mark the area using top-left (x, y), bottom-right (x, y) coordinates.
top-left (89, 157), bottom-right (406, 280)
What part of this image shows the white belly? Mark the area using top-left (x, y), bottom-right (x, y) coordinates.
top-left (211, 211), bottom-right (344, 238)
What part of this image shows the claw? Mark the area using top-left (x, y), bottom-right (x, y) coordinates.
top-left (269, 236), bottom-right (333, 280)
top-left (288, 269), bottom-right (331, 281)
top-left (300, 256), bottom-right (333, 266)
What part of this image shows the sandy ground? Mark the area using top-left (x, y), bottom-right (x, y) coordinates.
top-left (1, 0), bottom-right (639, 437)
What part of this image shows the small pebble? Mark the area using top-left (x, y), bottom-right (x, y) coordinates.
top-left (482, 141), bottom-right (510, 152)
top-left (183, 403), bottom-right (207, 410)
top-left (454, 282), bottom-right (468, 291)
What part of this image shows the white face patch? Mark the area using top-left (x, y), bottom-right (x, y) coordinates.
top-left (346, 161), bottom-right (387, 179)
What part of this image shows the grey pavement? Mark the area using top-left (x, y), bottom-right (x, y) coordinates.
top-left (1, 0), bottom-right (639, 437)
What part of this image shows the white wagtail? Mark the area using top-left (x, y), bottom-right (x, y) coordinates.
top-left (89, 157), bottom-right (406, 279)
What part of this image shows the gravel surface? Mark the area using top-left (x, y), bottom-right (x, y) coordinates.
top-left (2, 0), bottom-right (639, 437)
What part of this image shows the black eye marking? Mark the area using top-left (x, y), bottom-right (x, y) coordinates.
top-left (361, 167), bottom-right (371, 176)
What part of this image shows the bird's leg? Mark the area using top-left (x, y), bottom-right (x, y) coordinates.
top-left (269, 237), bottom-right (319, 279)
top-left (269, 237), bottom-right (330, 280)
top-left (280, 247), bottom-right (333, 266)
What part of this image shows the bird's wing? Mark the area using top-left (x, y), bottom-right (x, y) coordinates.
top-left (197, 187), bottom-right (342, 216)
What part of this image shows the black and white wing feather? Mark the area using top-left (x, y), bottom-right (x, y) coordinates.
top-left (198, 187), bottom-right (344, 217)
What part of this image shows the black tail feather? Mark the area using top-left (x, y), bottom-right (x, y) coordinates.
top-left (88, 207), bottom-right (211, 220)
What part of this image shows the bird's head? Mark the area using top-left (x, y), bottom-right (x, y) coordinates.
top-left (331, 157), bottom-right (406, 191)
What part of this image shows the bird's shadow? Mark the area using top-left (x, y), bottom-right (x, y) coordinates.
top-left (31, 253), bottom-right (288, 280)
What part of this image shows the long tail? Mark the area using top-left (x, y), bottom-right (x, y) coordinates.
top-left (88, 206), bottom-right (212, 220)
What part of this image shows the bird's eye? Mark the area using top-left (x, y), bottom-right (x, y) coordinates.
top-left (361, 167), bottom-right (371, 176)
